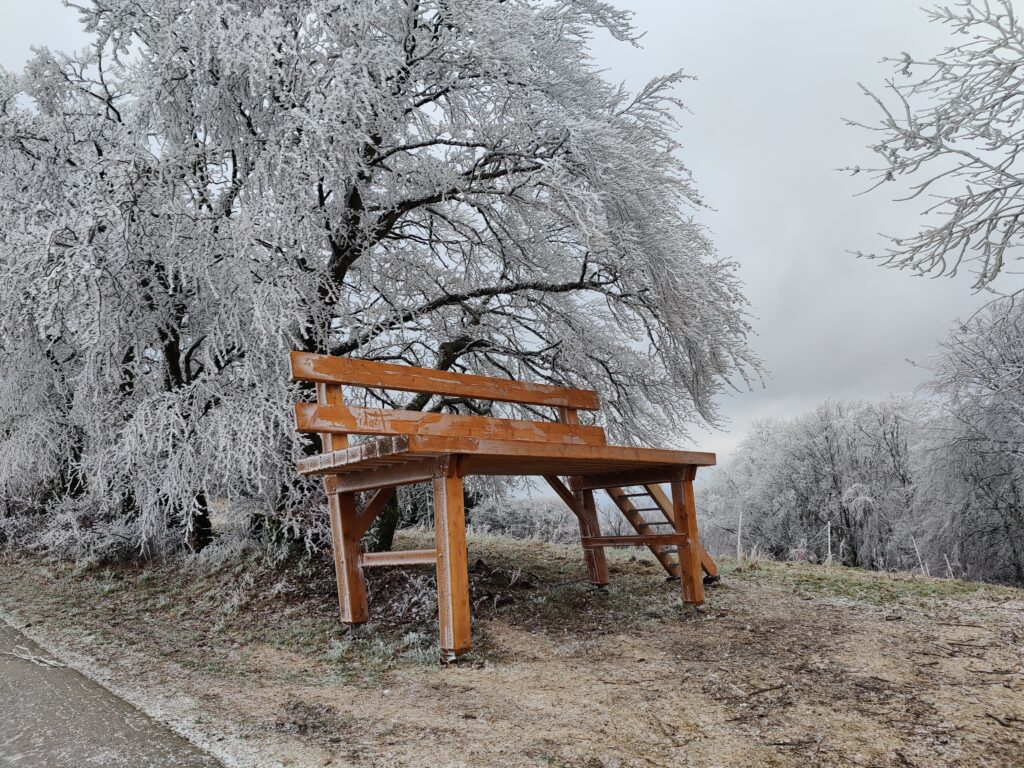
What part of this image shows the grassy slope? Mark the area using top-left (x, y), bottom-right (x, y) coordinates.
top-left (1, 532), bottom-right (1022, 767)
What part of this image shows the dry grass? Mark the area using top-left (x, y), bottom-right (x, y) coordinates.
top-left (1, 532), bottom-right (1023, 767)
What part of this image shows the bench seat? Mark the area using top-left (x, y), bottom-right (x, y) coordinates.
top-left (289, 351), bottom-right (717, 661)
top-left (297, 434), bottom-right (716, 478)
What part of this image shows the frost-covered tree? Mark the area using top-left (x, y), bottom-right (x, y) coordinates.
top-left (848, 0), bottom-right (1024, 291)
top-left (918, 297), bottom-right (1024, 582)
top-left (0, 0), bottom-right (757, 559)
top-left (700, 358), bottom-right (1024, 584)
top-left (699, 398), bottom-right (926, 571)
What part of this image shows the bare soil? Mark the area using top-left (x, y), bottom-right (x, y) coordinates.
top-left (0, 533), bottom-right (1022, 768)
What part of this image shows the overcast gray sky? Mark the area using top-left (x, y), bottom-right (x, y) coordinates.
top-left (0, 1), bottom-right (992, 460)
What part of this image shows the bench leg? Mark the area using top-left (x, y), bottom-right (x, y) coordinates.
top-left (433, 460), bottom-right (472, 661)
top-left (328, 491), bottom-right (369, 624)
top-left (577, 487), bottom-right (610, 587)
top-left (671, 469), bottom-right (704, 605)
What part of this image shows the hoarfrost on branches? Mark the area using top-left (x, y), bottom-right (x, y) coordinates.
top-left (848, 0), bottom-right (1024, 292)
top-left (700, 304), bottom-right (1024, 585)
top-left (0, 0), bottom-right (759, 559)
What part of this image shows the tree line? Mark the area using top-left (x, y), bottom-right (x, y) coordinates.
top-left (702, 298), bottom-right (1024, 585)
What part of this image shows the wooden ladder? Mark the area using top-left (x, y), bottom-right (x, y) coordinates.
top-left (605, 484), bottom-right (719, 583)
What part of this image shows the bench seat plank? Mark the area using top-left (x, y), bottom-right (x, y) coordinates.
top-left (296, 434), bottom-right (715, 478)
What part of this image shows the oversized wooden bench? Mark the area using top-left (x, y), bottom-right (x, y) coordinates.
top-left (290, 351), bottom-right (717, 661)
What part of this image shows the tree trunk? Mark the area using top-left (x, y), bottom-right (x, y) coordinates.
top-left (186, 492), bottom-right (214, 553)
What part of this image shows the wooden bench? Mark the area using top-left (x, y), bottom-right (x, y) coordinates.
top-left (289, 351), bottom-right (718, 661)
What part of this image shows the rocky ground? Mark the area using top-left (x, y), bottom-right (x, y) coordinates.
top-left (0, 532), bottom-right (1022, 767)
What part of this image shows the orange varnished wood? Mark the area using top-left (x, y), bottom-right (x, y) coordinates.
top-left (290, 352), bottom-right (714, 660)
top-left (299, 435), bottom-right (714, 478)
top-left (672, 468), bottom-right (704, 605)
top-left (295, 403), bottom-right (607, 445)
top-left (433, 457), bottom-right (471, 660)
top-left (542, 475), bottom-right (608, 585)
top-left (316, 382), bottom-right (348, 453)
top-left (555, 407), bottom-right (609, 586)
top-left (353, 487), bottom-right (396, 539)
top-left (605, 486), bottom-right (680, 577)
top-left (360, 549), bottom-right (437, 567)
top-left (578, 487), bottom-right (609, 586)
top-left (330, 492), bottom-right (368, 623)
top-left (644, 483), bottom-right (717, 578)
top-left (576, 465), bottom-right (691, 491)
top-left (328, 457), bottom-right (443, 494)
top-left (581, 534), bottom-right (687, 547)
top-left (291, 351), bottom-right (600, 410)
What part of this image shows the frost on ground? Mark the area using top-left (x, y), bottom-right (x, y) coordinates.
top-left (0, 533), bottom-right (1022, 768)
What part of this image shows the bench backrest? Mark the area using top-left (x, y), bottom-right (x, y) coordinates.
top-left (289, 352), bottom-right (604, 451)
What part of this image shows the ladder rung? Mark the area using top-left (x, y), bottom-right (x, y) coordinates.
top-left (643, 521), bottom-right (675, 527)
top-left (632, 507), bottom-right (661, 512)
top-left (619, 492), bottom-right (650, 498)
top-left (582, 534), bottom-right (686, 548)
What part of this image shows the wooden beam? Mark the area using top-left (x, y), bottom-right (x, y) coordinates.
top-left (433, 457), bottom-right (471, 661)
top-left (430, 437), bottom-right (715, 470)
top-left (328, 492), bottom-right (368, 624)
top-left (578, 487), bottom-right (610, 585)
top-left (644, 483), bottom-right (717, 578)
top-left (672, 468), bottom-right (704, 605)
top-left (316, 382), bottom-right (348, 453)
top-left (542, 475), bottom-right (608, 586)
top-left (317, 383), bottom-right (366, 625)
top-left (295, 403), bottom-right (606, 445)
top-left (325, 457), bottom-right (441, 494)
top-left (353, 487), bottom-right (396, 539)
top-left (290, 351), bottom-right (601, 410)
top-left (581, 534), bottom-right (687, 548)
top-left (301, 436), bottom-right (716, 478)
top-left (300, 436), bottom-right (410, 476)
top-left (576, 465), bottom-right (689, 491)
top-left (360, 549), bottom-right (437, 567)
top-left (543, 475), bottom-right (581, 516)
top-left (556, 400), bottom-right (606, 590)
top-left (605, 486), bottom-right (680, 577)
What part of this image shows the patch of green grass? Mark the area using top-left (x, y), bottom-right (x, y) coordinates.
top-left (721, 556), bottom-right (1023, 607)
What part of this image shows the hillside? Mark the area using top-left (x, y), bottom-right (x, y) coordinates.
top-left (1, 533), bottom-right (1022, 767)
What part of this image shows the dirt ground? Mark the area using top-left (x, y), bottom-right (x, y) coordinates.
top-left (0, 533), bottom-right (1022, 768)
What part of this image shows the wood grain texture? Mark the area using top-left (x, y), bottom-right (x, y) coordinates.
top-left (329, 492), bottom-right (369, 624)
top-left (316, 383), bottom-right (348, 453)
top-left (576, 465), bottom-right (690, 490)
top-left (360, 549), bottom-right (437, 567)
top-left (605, 486), bottom-right (680, 577)
top-left (433, 458), bottom-right (472, 660)
top-left (290, 351), bottom-right (600, 410)
top-left (644, 483), bottom-right (717, 578)
top-left (295, 403), bottom-right (607, 445)
top-left (327, 457), bottom-right (442, 494)
top-left (580, 534), bottom-right (687, 547)
top-left (672, 471), bottom-right (704, 606)
top-left (578, 487), bottom-right (610, 585)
